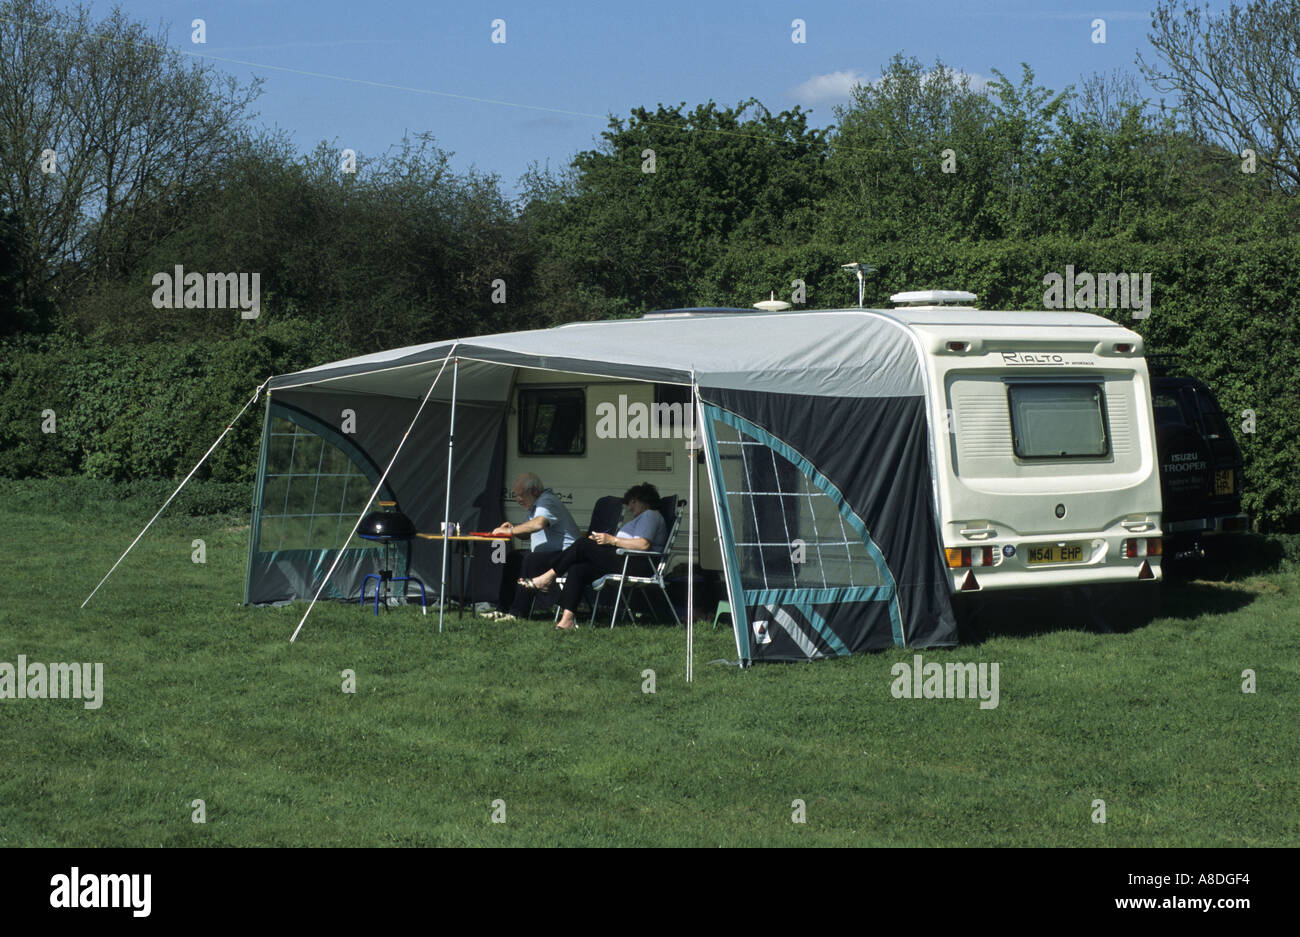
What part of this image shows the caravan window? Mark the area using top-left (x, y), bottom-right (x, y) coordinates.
top-left (654, 384), bottom-right (693, 437)
top-left (518, 388), bottom-right (586, 456)
top-left (1007, 383), bottom-right (1109, 459)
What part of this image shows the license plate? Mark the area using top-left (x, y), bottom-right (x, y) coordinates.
top-left (1214, 470), bottom-right (1234, 495)
top-left (1026, 543), bottom-right (1086, 565)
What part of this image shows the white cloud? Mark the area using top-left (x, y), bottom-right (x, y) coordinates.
top-left (789, 69), bottom-right (870, 105)
top-left (790, 68), bottom-right (991, 106)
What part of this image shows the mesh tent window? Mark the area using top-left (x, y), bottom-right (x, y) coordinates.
top-left (252, 402), bottom-right (399, 564)
top-left (711, 418), bottom-right (885, 593)
top-left (703, 404), bottom-right (903, 660)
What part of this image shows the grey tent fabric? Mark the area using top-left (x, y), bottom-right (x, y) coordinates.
top-left (267, 311), bottom-right (926, 398)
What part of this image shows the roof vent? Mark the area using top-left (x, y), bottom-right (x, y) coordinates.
top-left (753, 292), bottom-right (792, 312)
top-left (890, 290), bottom-right (977, 307)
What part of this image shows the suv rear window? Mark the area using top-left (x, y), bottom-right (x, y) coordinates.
top-left (1007, 383), bottom-right (1109, 459)
top-left (1152, 391), bottom-right (1188, 427)
top-left (1193, 389), bottom-right (1231, 440)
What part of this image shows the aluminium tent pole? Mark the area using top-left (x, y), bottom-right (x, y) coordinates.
top-left (437, 357), bottom-right (460, 634)
top-left (81, 377), bottom-right (271, 609)
top-left (686, 373), bottom-right (697, 683)
top-left (290, 348), bottom-right (456, 643)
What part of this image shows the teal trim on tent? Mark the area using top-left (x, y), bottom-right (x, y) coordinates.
top-left (745, 589), bottom-right (886, 658)
top-left (700, 404), bottom-right (752, 662)
top-left (804, 604), bottom-right (850, 657)
top-left (743, 585), bottom-right (894, 605)
top-left (703, 403), bottom-right (905, 649)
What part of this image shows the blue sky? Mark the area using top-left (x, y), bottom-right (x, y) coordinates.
top-left (83, 1), bottom-right (1216, 198)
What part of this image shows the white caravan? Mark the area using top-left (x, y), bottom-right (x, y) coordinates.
top-left (499, 289), bottom-right (1163, 597)
top-left (892, 290), bottom-right (1162, 593)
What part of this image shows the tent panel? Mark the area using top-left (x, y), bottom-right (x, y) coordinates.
top-left (245, 388), bottom-right (507, 606)
top-left (244, 394), bottom-right (274, 604)
top-left (702, 388), bottom-right (957, 654)
top-left (702, 403), bottom-right (904, 661)
top-left (699, 406), bottom-right (751, 661)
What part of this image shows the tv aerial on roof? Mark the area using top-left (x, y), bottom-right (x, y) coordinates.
top-left (840, 262), bottom-right (878, 308)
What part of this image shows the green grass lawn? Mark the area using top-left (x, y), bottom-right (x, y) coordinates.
top-left (1, 483), bottom-right (1297, 846)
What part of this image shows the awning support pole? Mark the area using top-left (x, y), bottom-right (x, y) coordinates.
top-left (437, 357), bottom-right (460, 634)
top-left (686, 373), bottom-right (697, 683)
top-left (289, 348), bottom-right (455, 643)
top-left (82, 377), bottom-right (271, 609)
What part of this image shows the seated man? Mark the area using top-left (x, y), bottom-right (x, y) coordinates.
top-left (489, 473), bottom-right (580, 620)
top-left (521, 482), bottom-right (667, 631)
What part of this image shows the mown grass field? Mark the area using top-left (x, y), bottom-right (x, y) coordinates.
top-left (1, 481), bottom-right (1297, 846)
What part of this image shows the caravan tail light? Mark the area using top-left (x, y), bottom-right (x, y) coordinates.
top-left (1115, 343), bottom-right (1133, 353)
top-left (946, 547), bottom-right (993, 568)
top-left (947, 341), bottom-right (971, 352)
top-left (1123, 538), bottom-right (1162, 559)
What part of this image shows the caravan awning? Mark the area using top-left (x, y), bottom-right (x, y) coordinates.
top-left (267, 310), bottom-right (927, 399)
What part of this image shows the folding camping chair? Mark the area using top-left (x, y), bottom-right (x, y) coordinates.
top-left (585, 495), bottom-right (625, 539)
top-left (584, 496), bottom-right (685, 629)
top-left (527, 495), bottom-right (622, 618)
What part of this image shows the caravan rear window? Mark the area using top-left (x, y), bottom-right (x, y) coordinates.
top-left (1007, 383), bottom-right (1109, 459)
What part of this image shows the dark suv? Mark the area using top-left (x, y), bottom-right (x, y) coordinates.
top-left (1148, 358), bottom-right (1249, 567)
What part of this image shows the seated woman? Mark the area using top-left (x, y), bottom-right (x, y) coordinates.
top-left (521, 482), bottom-right (667, 631)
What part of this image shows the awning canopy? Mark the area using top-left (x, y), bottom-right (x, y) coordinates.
top-left (268, 310), bottom-right (927, 399)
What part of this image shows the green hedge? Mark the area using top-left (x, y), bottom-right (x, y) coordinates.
top-left (0, 317), bottom-right (347, 485)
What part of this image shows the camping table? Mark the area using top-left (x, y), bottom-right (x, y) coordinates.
top-left (416, 534), bottom-right (511, 618)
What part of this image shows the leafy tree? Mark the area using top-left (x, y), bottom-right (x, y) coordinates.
top-left (825, 55), bottom-right (1005, 243)
top-left (519, 99), bottom-right (830, 317)
top-left (0, 0), bottom-right (261, 316)
top-left (1141, 0), bottom-right (1300, 191)
top-left (68, 131), bottom-right (529, 350)
top-left (823, 57), bottom-right (1086, 244)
